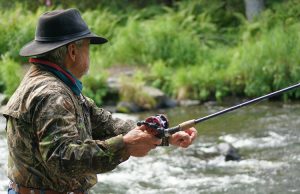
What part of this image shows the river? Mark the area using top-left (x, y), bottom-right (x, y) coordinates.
top-left (0, 101), bottom-right (299, 194)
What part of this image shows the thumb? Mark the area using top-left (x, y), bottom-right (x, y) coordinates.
top-left (137, 125), bottom-right (147, 131)
top-left (138, 125), bottom-right (158, 136)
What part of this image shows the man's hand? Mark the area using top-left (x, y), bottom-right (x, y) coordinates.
top-left (169, 127), bottom-right (197, 148)
top-left (123, 125), bottom-right (161, 157)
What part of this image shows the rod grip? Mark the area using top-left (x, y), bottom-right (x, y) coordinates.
top-left (164, 119), bottom-right (196, 137)
top-left (178, 119), bottom-right (196, 130)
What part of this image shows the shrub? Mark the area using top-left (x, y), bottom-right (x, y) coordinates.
top-left (82, 73), bottom-right (108, 106)
top-left (1, 0), bottom-right (300, 105)
top-left (0, 6), bottom-right (42, 62)
top-left (119, 72), bottom-right (156, 110)
top-left (104, 13), bottom-right (203, 67)
top-left (149, 60), bottom-right (173, 95)
top-left (229, 23), bottom-right (300, 98)
top-left (0, 55), bottom-right (22, 96)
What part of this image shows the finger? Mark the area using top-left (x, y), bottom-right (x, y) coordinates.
top-left (151, 137), bottom-right (162, 145)
top-left (189, 128), bottom-right (197, 142)
top-left (184, 128), bottom-right (197, 142)
top-left (149, 143), bottom-right (157, 149)
top-left (137, 125), bottom-right (159, 136)
top-left (173, 132), bottom-right (191, 146)
top-left (137, 125), bottom-right (147, 131)
top-left (174, 131), bottom-right (190, 140)
top-left (180, 136), bottom-right (191, 145)
top-left (145, 127), bottom-right (158, 136)
top-left (179, 136), bottom-right (190, 143)
top-left (143, 132), bottom-right (162, 145)
top-left (177, 137), bottom-right (191, 148)
top-left (179, 141), bottom-right (190, 148)
top-left (180, 134), bottom-right (192, 144)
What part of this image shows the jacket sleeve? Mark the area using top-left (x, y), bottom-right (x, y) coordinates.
top-left (84, 97), bottom-right (136, 140)
top-left (34, 92), bottom-right (130, 176)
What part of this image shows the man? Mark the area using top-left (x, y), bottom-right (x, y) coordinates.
top-left (3, 8), bottom-right (197, 194)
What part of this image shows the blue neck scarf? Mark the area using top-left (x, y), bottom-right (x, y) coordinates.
top-left (29, 58), bottom-right (83, 96)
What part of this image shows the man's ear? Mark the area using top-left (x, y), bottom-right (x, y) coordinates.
top-left (67, 43), bottom-right (77, 62)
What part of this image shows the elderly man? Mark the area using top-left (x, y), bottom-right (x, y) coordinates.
top-left (3, 8), bottom-right (197, 194)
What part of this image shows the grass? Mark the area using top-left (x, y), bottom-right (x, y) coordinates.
top-left (1, 1), bottom-right (300, 106)
top-left (0, 55), bottom-right (22, 96)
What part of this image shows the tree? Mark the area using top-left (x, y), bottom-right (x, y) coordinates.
top-left (244, 0), bottom-right (265, 21)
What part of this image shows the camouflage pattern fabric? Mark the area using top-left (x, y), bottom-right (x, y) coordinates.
top-left (3, 64), bottom-right (136, 192)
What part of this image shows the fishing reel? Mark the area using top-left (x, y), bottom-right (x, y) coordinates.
top-left (137, 114), bottom-right (169, 142)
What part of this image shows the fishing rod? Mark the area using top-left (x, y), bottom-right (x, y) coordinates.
top-left (137, 82), bottom-right (300, 138)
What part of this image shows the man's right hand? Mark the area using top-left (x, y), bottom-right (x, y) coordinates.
top-left (123, 125), bottom-right (162, 157)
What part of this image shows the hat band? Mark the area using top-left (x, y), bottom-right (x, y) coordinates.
top-left (35, 29), bottom-right (91, 42)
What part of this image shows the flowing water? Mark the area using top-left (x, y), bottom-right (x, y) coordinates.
top-left (0, 101), bottom-right (299, 194)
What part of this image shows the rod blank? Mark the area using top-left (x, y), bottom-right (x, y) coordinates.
top-left (164, 82), bottom-right (300, 136)
top-left (195, 82), bottom-right (300, 124)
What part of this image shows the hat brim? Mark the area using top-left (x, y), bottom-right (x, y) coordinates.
top-left (20, 33), bottom-right (107, 57)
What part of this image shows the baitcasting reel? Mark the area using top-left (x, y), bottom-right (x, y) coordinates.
top-left (137, 114), bottom-right (169, 139)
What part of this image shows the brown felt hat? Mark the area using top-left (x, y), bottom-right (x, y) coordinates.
top-left (20, 8), bottom-right (107, 57)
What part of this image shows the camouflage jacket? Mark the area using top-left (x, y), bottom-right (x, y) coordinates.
top-left (3, 64), bottom-right (135, 192)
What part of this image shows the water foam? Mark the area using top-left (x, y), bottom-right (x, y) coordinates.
top-left (0, 138), bottom-right (8, 193)
top-left (96, 146), bottom-right (284, 194)
top-left (0, 116), bottom-right (6, 132)
top-left (219, 131), bottom-right (288, 149)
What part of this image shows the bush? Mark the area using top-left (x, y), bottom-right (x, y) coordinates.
top-left (103, 13), bottom-right (203, 67)
top-left (230, 23), bottom-right (300, 98)
top-left (1, 0), bottom-right (300, 105)
top-left (149, 60), bottom-right (173, 95)
top-left (82, 73), bottom-right (108, 106)
top-left (0, 6), bottom-right (42, 62)
top-left (119, 72), bottom-right (156, 110)
top-left (0, 55), bottom-right (22, 96)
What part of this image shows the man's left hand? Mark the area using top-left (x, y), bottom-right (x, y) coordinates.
top-left (169, 127), bottom-right (197, 148)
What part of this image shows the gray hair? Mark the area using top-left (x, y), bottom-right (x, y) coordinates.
top-left (37, 39), bottom-right (83, 66)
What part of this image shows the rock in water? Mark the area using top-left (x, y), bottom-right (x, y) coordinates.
top-left (216, 142), bottom-right (241, 161)
top-left (192, 142), bottom-right (241, 162)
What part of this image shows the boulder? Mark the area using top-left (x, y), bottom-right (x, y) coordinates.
top-left (217, 142), bottom-right (241, 161)
top-left (194, 142), bottom-right (241, 162)
top-left (179, 99), bottom-right (200, 107)
top-left (142, 86), bottom-right (177, 109)
top-left (106, 67), bottom-right (177, 112)
top-left (115, 85), bottom-right (177, 113)
top-left (116, 101), bottom-right (141, 113)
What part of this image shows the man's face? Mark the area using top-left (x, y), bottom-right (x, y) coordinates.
top-left (74, 39), bottom-right (90, 78)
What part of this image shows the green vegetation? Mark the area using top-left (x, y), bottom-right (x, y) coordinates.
top-left (0, 0), bottom-right (300, 105)
top-left (82, 74), bottom-right (108, 106)
top-left (119, 72), bottom-right (156, 110)
top-left (0, 55), bottom-right (22, 96)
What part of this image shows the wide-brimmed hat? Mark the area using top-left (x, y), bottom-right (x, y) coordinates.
top-left (20, 8), bottom-right (107, 57)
